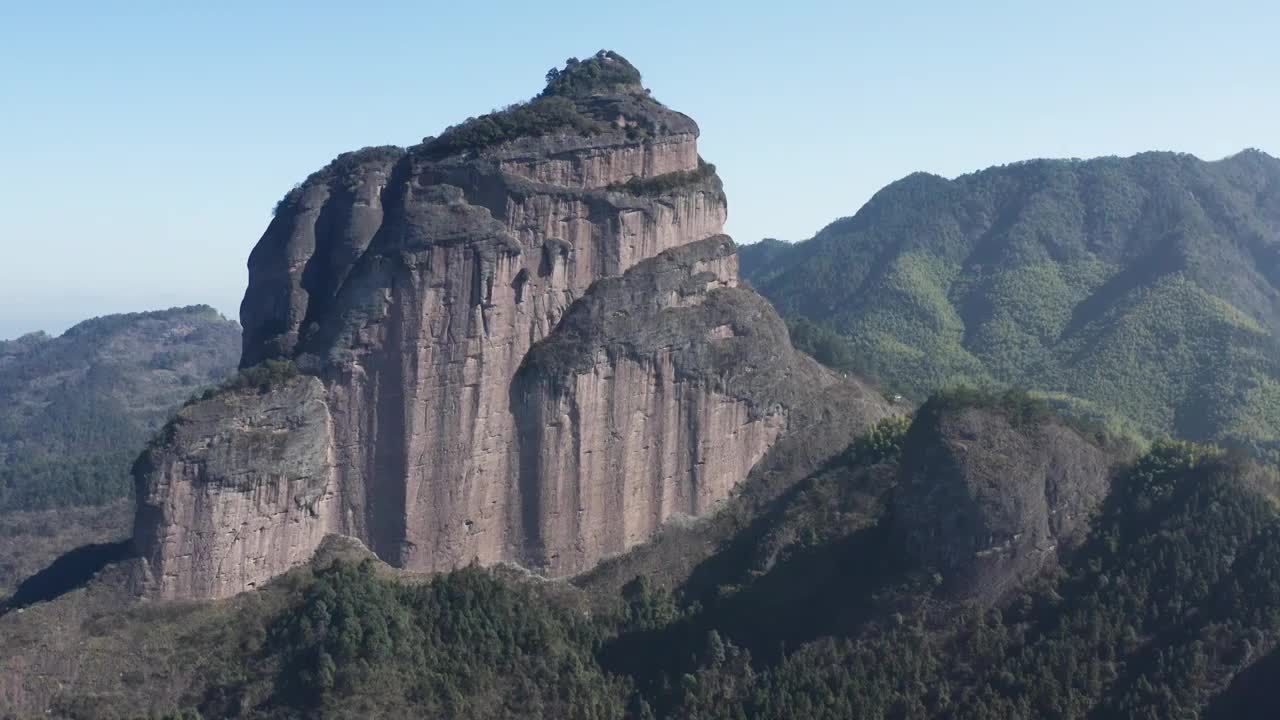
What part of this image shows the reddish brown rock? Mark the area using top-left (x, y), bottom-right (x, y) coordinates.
top-left (133, 51), bottom-right (890, 600)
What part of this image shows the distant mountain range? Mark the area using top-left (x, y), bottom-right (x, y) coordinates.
top-left (0, 305), bottom-right (240, 513)
top-left (742, 149), bottom-right (1280, 457)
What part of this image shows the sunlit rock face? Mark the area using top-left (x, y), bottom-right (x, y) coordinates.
top-left (134, 51), bottom-right (890, 600)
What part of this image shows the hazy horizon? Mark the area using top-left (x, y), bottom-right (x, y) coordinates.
top-left (2, 0), bottom-right (1277, 339)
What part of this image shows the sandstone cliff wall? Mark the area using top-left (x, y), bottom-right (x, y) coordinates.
top-left (510, 237), bottom-right (794, 574)
top-left (134, 376), bottom-right (337, 600)
top-left (135, 56), bottom-right (886, 600)
top-left (498, 133), bottom-right (698, 189)
top-left (515, 350), bottom-right (786, 575)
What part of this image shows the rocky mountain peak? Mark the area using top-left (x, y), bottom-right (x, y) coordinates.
top-left (134, 53), bottom-right (890, 600)
top-left (893, 391), bottom-right (1132, 602)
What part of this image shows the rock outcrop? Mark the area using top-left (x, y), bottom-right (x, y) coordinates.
top-left (133, 51), bottom-right (889, 600)
top-left (893, 398), bottom-right (1116, 602)
top-left (513, 236), bottom-right (793, 574)
top-left (133, 375), bottom-right (335, 600)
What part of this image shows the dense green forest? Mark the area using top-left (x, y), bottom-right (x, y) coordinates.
top-left (25, 394), bottom-right (1274, 719)
top-left (0, 306), bottom-right (239, 512)
top-left (741, 150), bottom-right (1280, 460)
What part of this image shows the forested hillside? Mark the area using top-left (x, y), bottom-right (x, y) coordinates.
top-left (741, 150), bottom-right (1280, 458)
top-left (0, 305), bottom-right (239, 512)
top-left (7, 392), bottom-right (1280, 719)
top-left (0, 306), bottom-right (239, 593)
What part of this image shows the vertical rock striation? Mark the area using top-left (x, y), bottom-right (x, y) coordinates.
top-left (133, 376), bottom-right (336, 599)
top-left (134, 51), bottom-right (889, 600)
top-left (512, 237), bottom-right (793, 574)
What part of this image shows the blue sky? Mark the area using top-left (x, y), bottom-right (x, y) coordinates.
top-left (1, 0), bottom-right (1276, 339)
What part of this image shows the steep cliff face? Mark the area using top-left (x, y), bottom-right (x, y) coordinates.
top-left (513, 236), bottom-right (795, 574)
top-left (133, 376), bottom-right (336, 600)
top-left (134, 51), bottom-right (887, 599)
top-left (893, 399), bottom-right (1118, 602)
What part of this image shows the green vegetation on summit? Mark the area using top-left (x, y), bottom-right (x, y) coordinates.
top-left (607, 157), bottom-right (720, 196)
top-left (542, 51), bottom-right (643, 97)
top-left (420, 50), bottom-right (660, 160)
top-left (741, 149), bottom-right (1280, 458)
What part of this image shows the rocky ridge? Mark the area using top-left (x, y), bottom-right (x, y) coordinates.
top-left (133, 52), bottom-right (891, 600)
top-left (893, 394), bottom-right (1127, 601)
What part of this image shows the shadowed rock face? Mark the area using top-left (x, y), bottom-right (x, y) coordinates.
top-left (894, 405), bottom-right (1114, 602)
top-left (134, 51), bottom-right (890, 600)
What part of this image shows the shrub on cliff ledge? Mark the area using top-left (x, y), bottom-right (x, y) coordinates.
top-left (421, 95), bottom-right (608, 160)
top-left (194, 358), bottom-right (299, 403)
top-left (608, 160), bottom-right (719, 197)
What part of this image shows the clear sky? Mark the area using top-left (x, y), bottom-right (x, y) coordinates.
top-left (1, 0), bottom-right (1276, 339)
